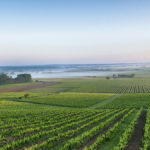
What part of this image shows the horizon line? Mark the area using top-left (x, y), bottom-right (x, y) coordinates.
top-left (0, 62), bottom-right (150, 67)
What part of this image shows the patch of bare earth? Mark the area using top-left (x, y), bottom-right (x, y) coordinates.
top-left (0, 82), bottom-right (60, 93)
top-left (125, 111), bottom-right (146, 150)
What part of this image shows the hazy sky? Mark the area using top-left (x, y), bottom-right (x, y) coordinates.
top-left (0, 0), bottom-right (150, 65)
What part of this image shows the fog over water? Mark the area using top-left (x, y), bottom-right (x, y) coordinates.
top-left (0, 63), bottom-right (149, 79)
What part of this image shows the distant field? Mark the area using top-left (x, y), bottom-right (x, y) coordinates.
top-left (0, 92), bottom-right (43, 100)
top-left (3, 78), bottom-right (150, 94)
top-left (135, 68), bottom-right (150, 78)
top-left (0, 81), bottom-right (59, 93)
top-left (0, 82), bottom-right (37, 89)
top-left (41, 78), bottom-right (150, 94)
top-left (18, 92), bottom-right (114, 108)
top-left (101, 94), bottom-right (150, 108)
top-left (27, 86), bottom-right (70, 93)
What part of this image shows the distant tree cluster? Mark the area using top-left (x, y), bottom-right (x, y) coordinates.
top-left (0, 74), bottom-right (14, 84)
top-left (106, 76), bottom-right (110, 80)
top-left (0, 73), bottom-right (32, 85)
top-left (113, 73), bottom-right (135, 78)
top-left (15, 74), bottom-right (32, 83)
top-left (106, 73), bottom-right (135, 80)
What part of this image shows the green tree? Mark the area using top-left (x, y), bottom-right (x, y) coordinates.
top-left (106, 76), bottom-right (110, 79)
top-left (0, 73), bottom-right (14, 85)
top-left (24, 94), bottom-right (30, 98)
top-left (15, 74), bottom-right (32, 83)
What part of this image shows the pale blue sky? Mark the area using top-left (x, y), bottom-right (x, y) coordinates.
top-left (0, 0), bottom-right (150, 65)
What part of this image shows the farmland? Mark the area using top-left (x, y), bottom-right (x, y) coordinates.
top-left (17, 92), bottom-right (114, 108)
top-left (29, 78), bottom-right (150, 94)
top-left (101, 94), bottom-right (150, 108)
top-left (0, 77), bottom-right (150, 149)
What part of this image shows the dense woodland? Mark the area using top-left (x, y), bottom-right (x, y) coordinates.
top-left (0, 73), bottom-right (32, 85)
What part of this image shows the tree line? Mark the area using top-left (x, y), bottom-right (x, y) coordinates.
top-left (0, 73), bottom-right (32, 85)
top-left (113, 73), bottom-right (135, 78)
top-left (106, 73), bottom-right (135, 79)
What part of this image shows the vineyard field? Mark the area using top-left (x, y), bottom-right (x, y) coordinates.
top-left (101, 94), bottom-right (150, 108)
top-left (1, 77), bottom-right (150, 149)
top-left (29, 78), bottom-right (150, 94)
top-left (0, 100), bottom-right (147, 150)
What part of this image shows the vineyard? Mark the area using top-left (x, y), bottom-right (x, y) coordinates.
top-left (1, 78), bottom-right (150, 149)
top-left (101, 94), bottom-right (150, 108)
top-left (28, 78), bottom-right (150, 94)
top-left (0, 100), bottom-right (148, 150)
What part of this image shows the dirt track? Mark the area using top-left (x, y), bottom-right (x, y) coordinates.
top-left (0, 82), bottom-right (60, 93)
top-left (125, 111), bottom-right (146, 150)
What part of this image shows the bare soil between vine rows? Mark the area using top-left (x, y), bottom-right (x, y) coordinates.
top-left (125, 111), bottom-right (146, 150)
